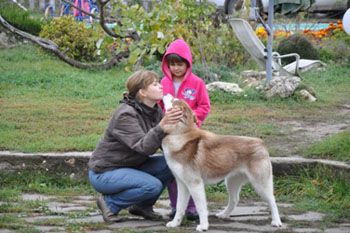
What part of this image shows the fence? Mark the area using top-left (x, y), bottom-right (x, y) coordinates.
top-left (15, 0), bottom-right (58, 11)
top-left (15, 0), bottom-right (155, 12)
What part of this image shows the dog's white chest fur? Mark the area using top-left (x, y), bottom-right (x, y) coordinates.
top-left (162, 135), bottom-right (188, 154)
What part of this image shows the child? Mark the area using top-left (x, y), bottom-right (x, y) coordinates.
top-left (161, 38), bottom-right (211, 220)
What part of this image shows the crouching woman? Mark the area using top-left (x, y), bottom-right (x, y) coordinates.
top-left (88, 70), bottom-right (182, 223)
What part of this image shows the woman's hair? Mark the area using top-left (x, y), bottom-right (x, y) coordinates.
top-left (165, 53), bottom-right (189, 66)
top-left (126, 70), bottom-right (159, 97)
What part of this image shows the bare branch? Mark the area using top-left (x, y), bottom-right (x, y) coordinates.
top-left (0, 15), bottom-right (129, 70)
top-left (96, 0), bottom-right (139, 41)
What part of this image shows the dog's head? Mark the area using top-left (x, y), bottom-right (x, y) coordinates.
top-left (162, 94), bottom-right (197, 133)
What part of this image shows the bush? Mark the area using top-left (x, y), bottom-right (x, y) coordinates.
top-left (318, 29), bottom-right (350, 65)
top-left (192, 23), bottom-right (248, 68)
top-left (0, 1), bottom-right (43, 35)
top-left (277, 34), bottom-right (319, 64)
top-left (39, 16), bottom-right (100, 62)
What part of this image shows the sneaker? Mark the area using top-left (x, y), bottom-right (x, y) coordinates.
top-left (96, 194), bottom-right (121, 223)
top-left (186, 211), bottom-right (199, 221)
top-left (128, 205), bottom-right (162, 221)
top-left (168, 208), bottom-right (199, 221)
top-left (168, 208), bottom-right (176, 219)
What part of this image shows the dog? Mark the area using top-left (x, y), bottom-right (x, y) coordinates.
top-left (162, 94), bottom-right (282, 231)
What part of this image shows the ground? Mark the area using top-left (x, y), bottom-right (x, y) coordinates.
top-left (3, 193), bottom-right (348, 233)
top-left (266, 104), bottom-right (350, 157)
top-left (1, 103), bottom-right (349, 232)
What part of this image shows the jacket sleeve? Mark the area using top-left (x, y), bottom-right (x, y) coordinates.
top-left (111, 112), bottom-right (166, 156)
top-left (193, 80), bottom-right (211, 127)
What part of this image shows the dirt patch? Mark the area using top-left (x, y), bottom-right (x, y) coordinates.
top-left (267, 105), bottom-right (350, 157)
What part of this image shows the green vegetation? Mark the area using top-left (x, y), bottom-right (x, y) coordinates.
top-left (302, 131), bottom-right (350, 162)
top-left (277, 34), bottom-right (319, 65)
top-left (0, 45), bottom-right (129, 152)
top-left (40, 16), bottom-right (102, 62)
top-left (0, 0), bottom-right (43, 35)
top-left (1, 44), bottom-right (350, 153)
top-left (106, 0), bottom-right (247, 67)
top-left (275, 166), bottom-right (350, 222)
top-left (0, 170), bottom-right (94, 196)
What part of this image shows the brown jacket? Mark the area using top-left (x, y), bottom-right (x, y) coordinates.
top-left (88, 97), bottom-right (165, 173)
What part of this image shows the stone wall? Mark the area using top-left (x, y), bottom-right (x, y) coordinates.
top-left (1, 151), bottom-right (349, 180)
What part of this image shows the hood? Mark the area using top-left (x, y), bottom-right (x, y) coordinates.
top-left (162, 39), bottom-right (193, 81)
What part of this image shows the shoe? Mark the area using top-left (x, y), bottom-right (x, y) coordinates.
top-left (186, 211), bottom-right (199, 221)
top-left (168, 208), bottom-right (176, 219)
top-left (128, 205), bottom-right (162, 221)
top-left (96, 194), bottom-right (121, 223)
top-left (168, 208), bottom-right (199, 221)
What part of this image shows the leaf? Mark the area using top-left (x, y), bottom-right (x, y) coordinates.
top-left (128, 48), bottom-right (142, 65)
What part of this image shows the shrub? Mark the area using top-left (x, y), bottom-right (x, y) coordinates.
top-left (193, 23), bottom-right (248, 68)
top-left (39, 16), bottom-right (100, 62)
top-left (277, 34), bottom-right (319, 64)
top-left (318, 29), bottom-right (350, 65)
top-left (0, 1), bottom-right (43, 35)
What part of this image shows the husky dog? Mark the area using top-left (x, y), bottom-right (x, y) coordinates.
top-left (162, 94), bottom-right (282, 231)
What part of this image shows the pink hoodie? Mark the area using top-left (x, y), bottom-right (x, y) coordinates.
top-left (161, 39), bottom-right (210, 127)
top-left (74, 0), bottom-right (90, 17)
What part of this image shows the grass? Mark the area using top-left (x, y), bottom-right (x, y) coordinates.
top-left (0, 170), bottom-right (94, 196)
top-left (0, 45), bottom-right (129, 152)
top-left (1, 44), bottom-right (350, 153)
top-left (275, 166), bottom-right (350, 222)
top-left (302, 131), bottom-right (350, 162)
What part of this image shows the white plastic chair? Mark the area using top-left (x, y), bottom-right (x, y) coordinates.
top-left (229, 18), bottom-right (326, 77)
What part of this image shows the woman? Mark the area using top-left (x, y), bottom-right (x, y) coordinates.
top-left (88, 70), bottom-right (182, 223)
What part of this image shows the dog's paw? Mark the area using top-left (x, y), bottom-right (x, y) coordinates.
top-left (166, 220), bottom-right (180, 228)
top-left (271, 219), bottom-right (282, 227)
top-left (196, 223), bottom-right (208, 232)
top-left (215, 211), bottom-right (230, 219)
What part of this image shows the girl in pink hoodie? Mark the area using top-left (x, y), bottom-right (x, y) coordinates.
top-left (161, 39), bottom-right (211, 220)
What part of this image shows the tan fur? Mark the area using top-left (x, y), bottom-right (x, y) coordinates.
top-left (162, 99), bottom-right (282, 231)
top-left (164, 100), bottom-right (270, 180)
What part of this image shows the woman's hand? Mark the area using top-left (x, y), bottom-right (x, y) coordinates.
top-left (159, 107), bottom-right (183, 130)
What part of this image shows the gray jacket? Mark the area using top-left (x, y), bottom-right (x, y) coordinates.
top-left (88, 96), bottom-right (165, 173)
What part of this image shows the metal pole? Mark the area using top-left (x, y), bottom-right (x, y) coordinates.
top-left (266, 0), bottom-right (274, 84)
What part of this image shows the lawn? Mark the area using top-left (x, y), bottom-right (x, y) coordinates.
top-left (1, 44), bottom-right (349, 158)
